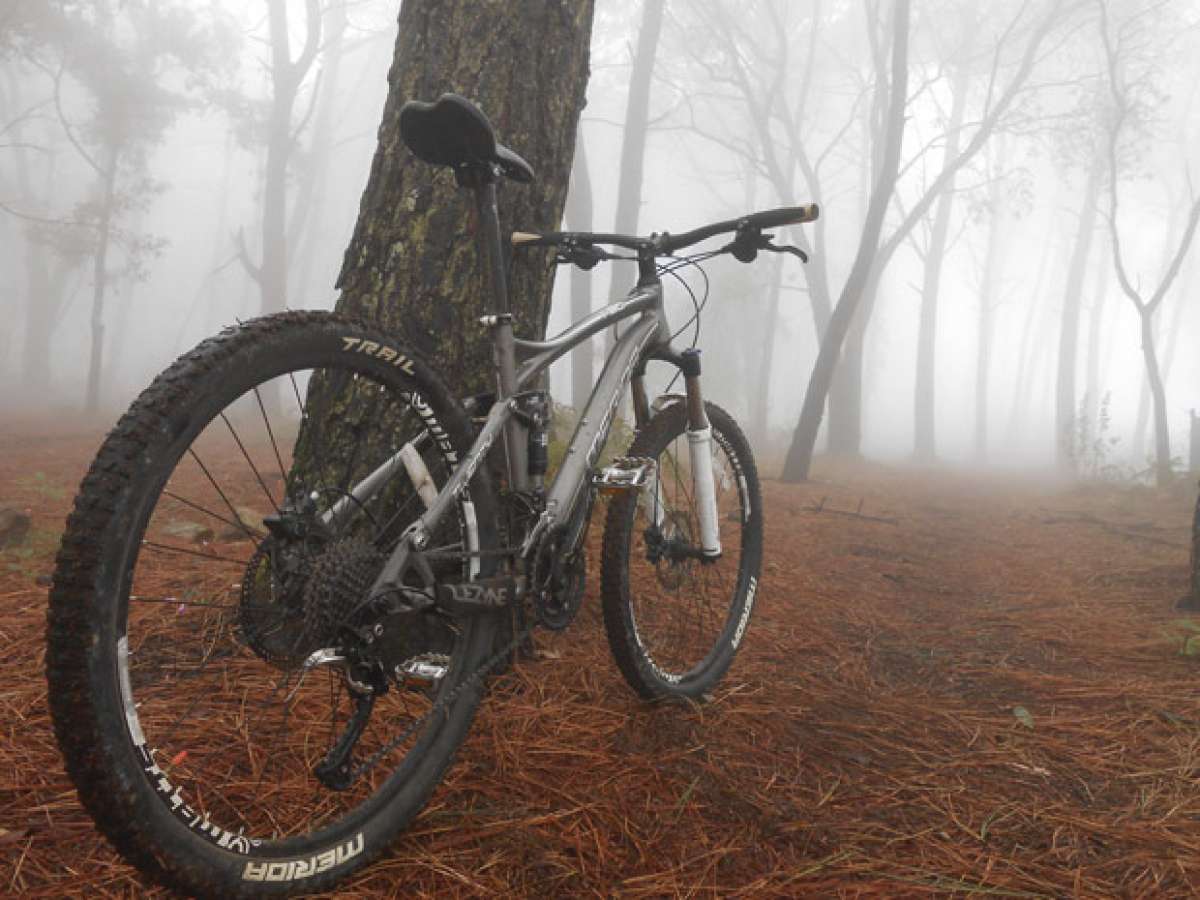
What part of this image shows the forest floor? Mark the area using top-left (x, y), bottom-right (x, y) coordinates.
top-left (2, 423), bottom-right (1199, 898)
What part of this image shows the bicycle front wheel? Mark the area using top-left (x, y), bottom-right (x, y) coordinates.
top-left (600, 401), bottom-right (763, 700)
top-left (47, 311), bottom-right (499, 897)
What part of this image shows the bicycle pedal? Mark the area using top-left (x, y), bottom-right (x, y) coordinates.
top-left (592, 457), bottom-right (656, 493)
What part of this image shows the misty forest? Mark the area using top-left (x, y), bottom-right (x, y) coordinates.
top-left (4, 0), bottom-right (1200, 896)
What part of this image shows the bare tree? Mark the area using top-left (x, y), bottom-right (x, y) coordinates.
top-left (603, 0), bottom-right (666, 331)
top-left (1130, 229), bottom-right (1194, 463)
top-left (1098, 0), bottom-right (1200, 487)
top-left (235, 0), bottom-right (322, 316)
top-left (287, 0), bottom-right (350, 308)
top-left (972, 137), bottom-right (1018, 460)
top-left (16, 2), bottom-right (224, 411)
top-left (671, 1), bottom-right (867, 447)
top-left (912, 6), bottom-right (975, 462)
top-left (781, 0), bottom-right (910, 482)
top-left (1082, 245), bottom-right (1111, 437)
top-left (784, 0), bottom-right (1076, 479)
top-left (1006, 195), bottom-right (1061, 437)
top-left (1054, 162), bottom-right (1102, 471)
top-left (0, 70), bottom-right (83, 397)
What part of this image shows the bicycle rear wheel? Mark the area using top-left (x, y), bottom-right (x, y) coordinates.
top-left (47, 311), bottom-right (499, 897)
top-left (600, 402), bottom-right (762, 700)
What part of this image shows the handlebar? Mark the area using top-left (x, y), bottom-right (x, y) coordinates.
top-left (511, 203), bottom-right (819, 258)
top-left (663, 204), bottom-right (819, 254)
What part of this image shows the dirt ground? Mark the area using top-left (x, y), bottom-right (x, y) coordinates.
top-left (2, 423), bottom-right (1199, 898)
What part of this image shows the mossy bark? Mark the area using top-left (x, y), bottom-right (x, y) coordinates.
top-left (333, 0), bottom-right (596, 399)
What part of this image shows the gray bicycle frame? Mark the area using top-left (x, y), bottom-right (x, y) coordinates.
top-left (350, 172), bottom-right (684, 598)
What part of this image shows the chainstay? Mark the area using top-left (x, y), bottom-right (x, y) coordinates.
top-left (347, 616), bottom-right (537, 784)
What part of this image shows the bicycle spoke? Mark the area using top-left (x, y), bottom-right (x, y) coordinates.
top-left (141, 540), bottom-right (249, 567)
top-left (254, 384), bottom-right (290, 488)
top-left (187, 447), bottom-right (257, 531)
top-left (162, 488), bottom-right (264, 542)
top-left (289, 371), bottom-right (335, 504)
top-left (220, 411), bottom-right (281, 514)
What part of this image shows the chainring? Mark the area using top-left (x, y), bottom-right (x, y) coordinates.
top-left (531, 535), bottom-right (586, 631)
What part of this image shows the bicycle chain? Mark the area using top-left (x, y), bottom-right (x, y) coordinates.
top-left (345, 614), bottom-right (537, 784)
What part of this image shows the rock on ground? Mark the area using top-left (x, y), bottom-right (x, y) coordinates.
top-left (0, 508), bottom-right (31, 549)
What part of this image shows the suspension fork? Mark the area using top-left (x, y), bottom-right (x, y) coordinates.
top-left (680, 349), bottom-right (721, 558)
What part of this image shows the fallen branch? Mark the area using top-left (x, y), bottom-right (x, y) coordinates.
top-left (804, 495), bottom-right (899, 525)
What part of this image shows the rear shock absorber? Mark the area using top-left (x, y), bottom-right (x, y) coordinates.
top-left (680, 349), bottom-right (721, 558)
top-left (521, 391), bottom-right (551, 492)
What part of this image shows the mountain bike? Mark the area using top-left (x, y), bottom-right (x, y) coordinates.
top-left (46, 93), bottom-right (817, 896)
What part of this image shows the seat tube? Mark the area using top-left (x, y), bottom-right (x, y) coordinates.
top-left (473, 176), bottom-right (528, 490)
top-left (680, 349), bottom-right (721, 557)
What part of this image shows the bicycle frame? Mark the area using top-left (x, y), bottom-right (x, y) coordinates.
top-left (354, 173), bottom-right (694, 600)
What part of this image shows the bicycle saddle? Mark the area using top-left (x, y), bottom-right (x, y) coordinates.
top-left (399, 93), bottom-right (535, 184)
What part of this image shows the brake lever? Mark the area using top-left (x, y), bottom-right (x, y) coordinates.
top-left (722, 225), bottom-right (809, 264)
top-left (763, 241), bottom-right (808, 264)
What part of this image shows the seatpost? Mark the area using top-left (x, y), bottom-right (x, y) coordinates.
top-left (470, 169), bottom-right (528, 490)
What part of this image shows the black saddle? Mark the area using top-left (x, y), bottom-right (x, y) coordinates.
top-left (399, 93), bottom-right (535, 184)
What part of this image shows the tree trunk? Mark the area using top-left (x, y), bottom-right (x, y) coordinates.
top-left (781, 0), bottom-right (910, 482)
top-left (1007, 205), bottom-right (1059, 436)
top-left (1054, 164), bottom-right (1101, 473)
top-left (289, 0), bottom-right (349, 308)
top-left (1190, 410), bottom-right (1199, 473)
top-left (333, 0), bottom-right (595, 399)
top-left (974, 159), bottom-right (1007, 461)
top-left (913, 58), bottom-right (971, 461)
top-left (1083, 255), bottom-right (1109, 433)
top-left (603, 0), bottom-right (665, 331)
top-left (258, 0), bottom-right (300, 315)
top-left (1132, 251), bottom-right (1191, 463)
top-left (12, 117), bottom-right (61, 397)
top-left (565, 135), bottom-right (594, 412)
top-left (974, 291), bottom-right (993, 460)
top-left (751, 254), bottom-right (785, 446)
top-left (825, 5), bottom-right (887, 461)
top-left (826, 268), bottom-right (878, 457)
top-left (197, 132), bottom-right (238, 339)
top-left (1138, 307), bottom-right (1172, 486)
top-left (84, 151), bottom-right (119, 414)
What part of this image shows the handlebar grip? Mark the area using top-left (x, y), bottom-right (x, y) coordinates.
top-left (746, 204), bottom-right (820, 230)
top-left (511, 231), bottom-right (548, 246)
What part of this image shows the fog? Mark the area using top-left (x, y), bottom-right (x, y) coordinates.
top-left (3, 0), bottom-right (1199, 479)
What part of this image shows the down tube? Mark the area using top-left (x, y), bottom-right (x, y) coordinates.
top-left (545, 314), bottom-right (661, 524)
